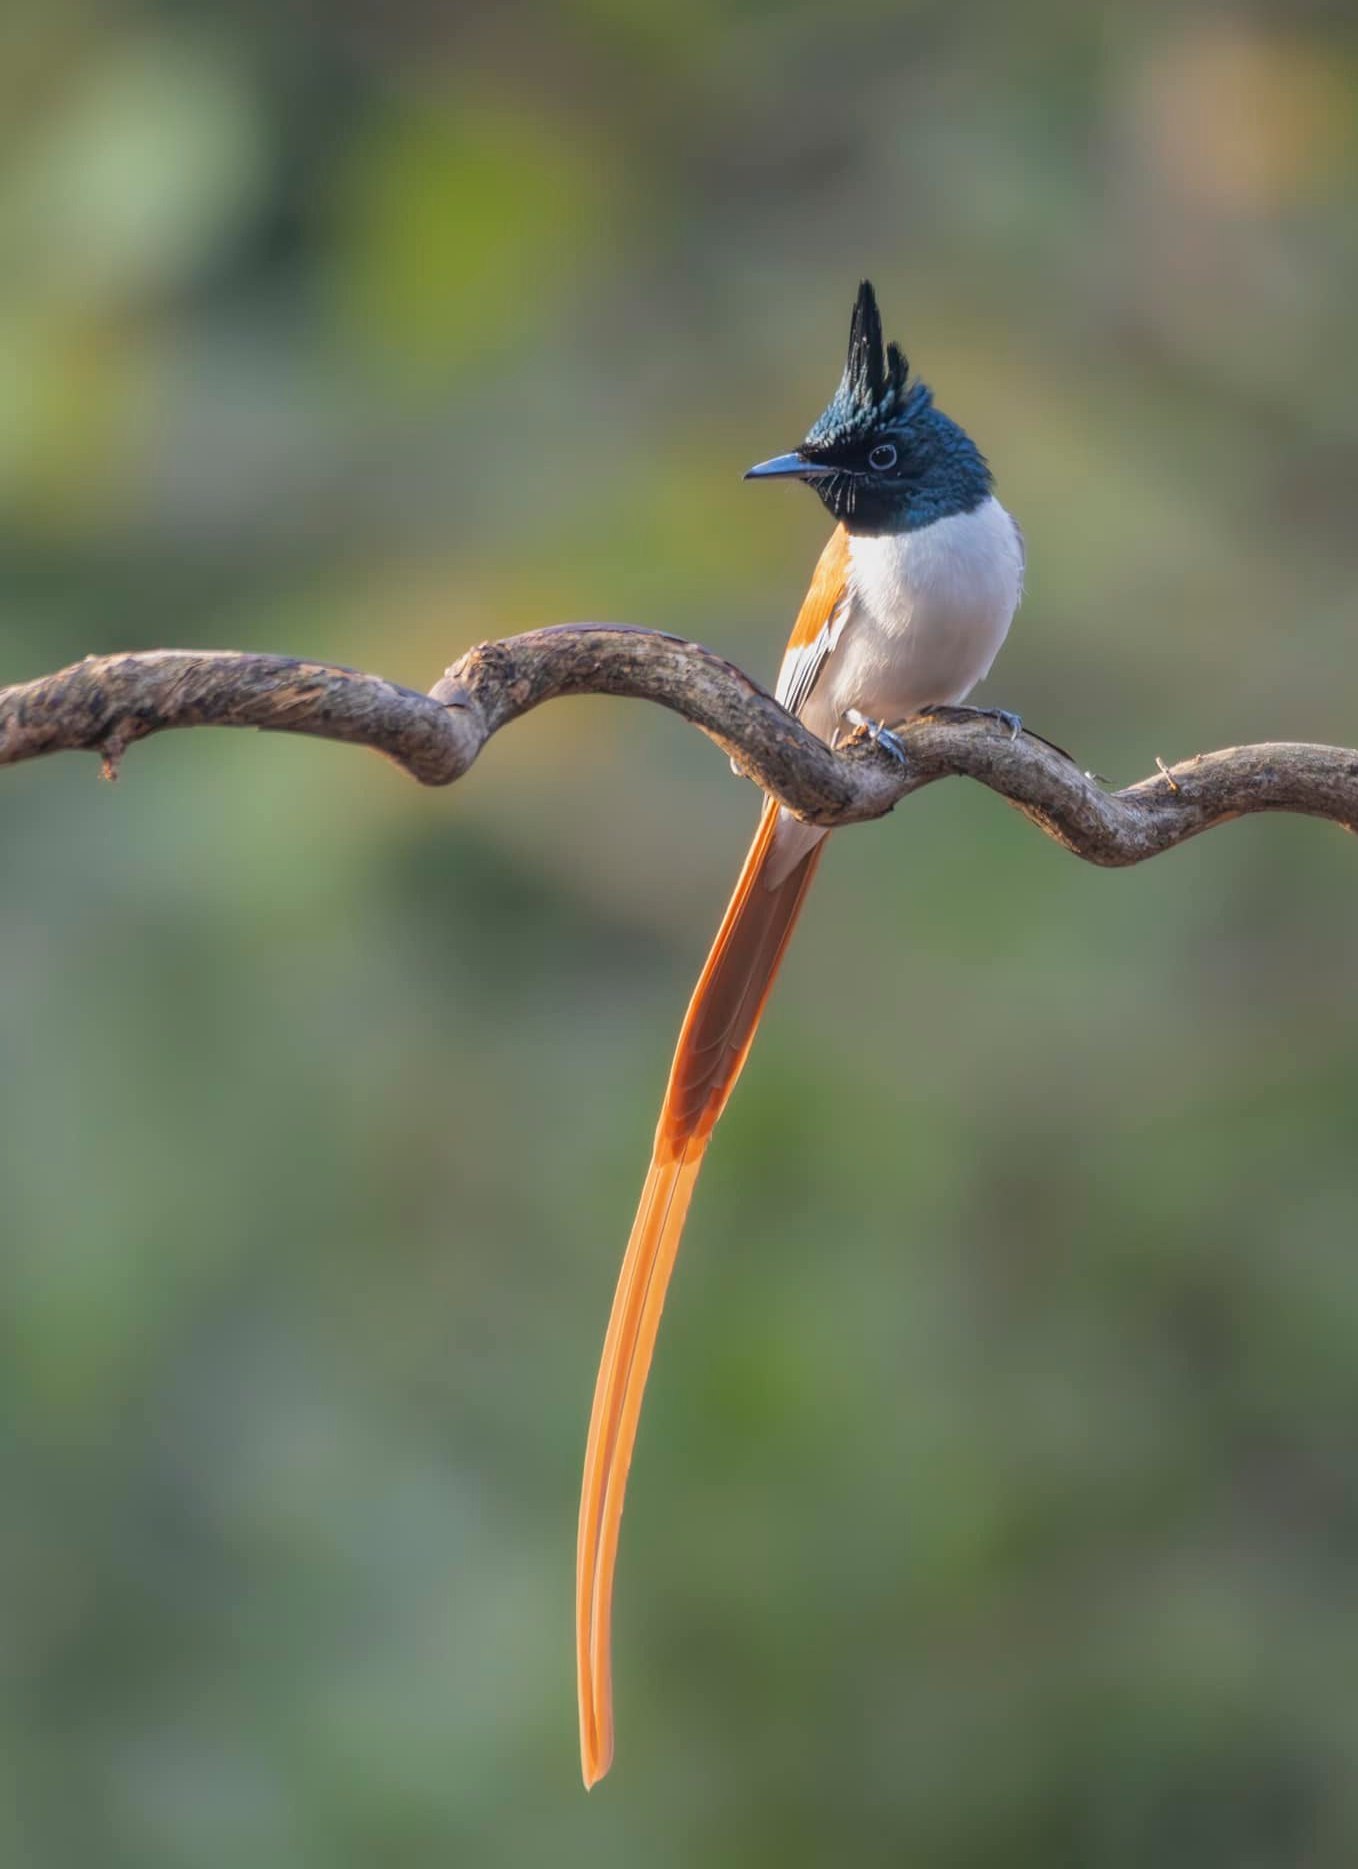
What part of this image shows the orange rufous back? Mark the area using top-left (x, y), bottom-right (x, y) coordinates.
top-left (576, 524), bottom-right (849, 1786)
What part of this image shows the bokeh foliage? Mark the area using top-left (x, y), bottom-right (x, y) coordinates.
top-left (3, 2), bottom-right (1358, 1863)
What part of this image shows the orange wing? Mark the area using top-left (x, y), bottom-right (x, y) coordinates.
top-left (774, 524), bottom-right (851, 719)
top-left (576, 524), bottom-right (849, 1786)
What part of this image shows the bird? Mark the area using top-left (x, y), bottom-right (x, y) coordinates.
top-left (575, 280), bottom-right (1025, 1787)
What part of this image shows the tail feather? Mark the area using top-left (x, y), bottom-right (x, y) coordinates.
top-left (576, 1148), bottom-right (702, 1785)
top-left (576, 802), bottom-right (827, 1786)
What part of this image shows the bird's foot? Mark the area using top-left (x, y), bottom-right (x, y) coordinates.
top-left (842, 708), bottom-right (908, 767)
top-left (915, 702), bottom-right (1023, 741)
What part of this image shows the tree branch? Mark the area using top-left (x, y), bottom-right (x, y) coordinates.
top-left (2, 630), bottom-right (1355, 867)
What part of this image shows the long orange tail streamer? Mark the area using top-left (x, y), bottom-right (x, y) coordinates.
top-left (576, 800), bottom-right (827, 1785)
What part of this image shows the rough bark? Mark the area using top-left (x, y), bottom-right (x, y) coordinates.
top-left (2, 630), bottom-right (1355, 867)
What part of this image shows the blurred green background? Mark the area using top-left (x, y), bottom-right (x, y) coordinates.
top-left (3, 2), bottom-right (1358, 1864)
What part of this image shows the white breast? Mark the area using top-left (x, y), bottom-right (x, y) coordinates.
top-left (801, 495), bottom-right (1024, 742)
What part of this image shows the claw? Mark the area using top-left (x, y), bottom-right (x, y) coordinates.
top-left (912, 702), bottom-right (1022, 741)
top-left (876, 726), bottom-right (908, 766)
top-left (844, 707), bottom-right (908, 768)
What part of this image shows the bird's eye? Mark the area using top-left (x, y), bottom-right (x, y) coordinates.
top-left (867, 442), bottom-right (897, 472)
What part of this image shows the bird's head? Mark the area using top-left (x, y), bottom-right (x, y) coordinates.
top-left (745, 280), bottom-right (992, 535)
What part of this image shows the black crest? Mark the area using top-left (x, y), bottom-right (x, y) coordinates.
top-left (802, 281), bottom-right (911, 459)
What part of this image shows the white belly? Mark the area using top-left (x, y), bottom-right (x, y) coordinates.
top-left (801, 495), bottom-right (1024, 743)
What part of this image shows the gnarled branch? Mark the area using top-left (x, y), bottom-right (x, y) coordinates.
top-left (1, 629), bottom-right (1355, 867)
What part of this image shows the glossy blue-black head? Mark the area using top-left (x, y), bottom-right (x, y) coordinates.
top-left (745, 281), bottom-right (992, 535)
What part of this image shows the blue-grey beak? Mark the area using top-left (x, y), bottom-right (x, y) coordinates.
top-left (743, 451), bottom-right (834, 482)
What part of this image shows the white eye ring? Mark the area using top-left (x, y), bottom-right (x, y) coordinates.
top-left (867, 442), bottom-right (897, 472)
